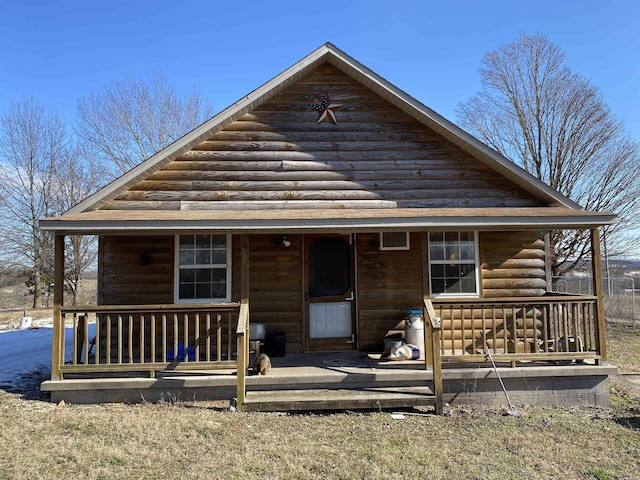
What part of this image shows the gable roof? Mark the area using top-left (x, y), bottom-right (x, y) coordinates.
top-left (41, 43), bottom-right (616, 233)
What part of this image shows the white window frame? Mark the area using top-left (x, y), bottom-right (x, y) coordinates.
top-left (428, 231), bottom-right (480, 298)
top-left (379, 231), bottom-right (410, 251)
top-left (174, 233), bottom-right (232, 304)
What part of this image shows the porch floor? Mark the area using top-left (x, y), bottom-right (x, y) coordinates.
top-left (41, 351), bottom-right (617, 410)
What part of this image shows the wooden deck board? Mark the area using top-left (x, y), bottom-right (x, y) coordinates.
top-left (244, 386), bottom-right (436, 412)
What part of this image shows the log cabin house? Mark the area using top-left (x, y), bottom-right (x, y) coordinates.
top-left (40, 43), bottom-right (617, 412)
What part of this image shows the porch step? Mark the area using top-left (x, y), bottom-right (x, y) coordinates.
top-left (243, 386), bottom-right (436, 412)
top-left (245, 368), bottom-right (431, 391)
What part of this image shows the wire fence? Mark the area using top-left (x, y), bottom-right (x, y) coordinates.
top-left (551, 276), bottom-right (637, 327)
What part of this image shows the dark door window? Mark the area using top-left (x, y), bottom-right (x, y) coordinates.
top-left (308, 237), bottom-right (350, 297)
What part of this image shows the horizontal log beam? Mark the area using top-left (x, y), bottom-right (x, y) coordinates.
top-left (116, 188), bottom-right (533, 202)
top-left (237, 111), bottom-right (413, 123)
top-left (176, 149), bottom-right (470, 163)
top-left (482, 268), bottom-right (547, 279)
top-left (178, 199), bottom-right (397, 210)
top-left (163, 159), bottom-right (493, 175)
top-left (210, 130), bottom-right (426, 143)
top-left (194, 139), bottom-right (455, 152)
top-left (223, 120), bottom-right (421, 133)
top-left (131, 178), bottom-right (522, 193)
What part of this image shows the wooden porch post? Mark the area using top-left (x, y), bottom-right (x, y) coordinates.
top-left (241, 234), bottom-right (249, 305)
top-left (241, 234), bottom-right (250, 362)
top-left (590, 228), bottom-right (608, 364)
top-left (421, 232), bottom-right (443, 415)
top-left (421, 233), bottom-right (433, 368)
top-left (51, 234), bottom-right (65, 380)
top-left (236, 234), bottom-right (250, 411)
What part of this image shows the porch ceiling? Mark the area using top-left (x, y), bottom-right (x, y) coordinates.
top-left (39, 206), bottom-right (616, 234)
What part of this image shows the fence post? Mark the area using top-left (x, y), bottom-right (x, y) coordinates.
top-left (632, 278), bottom-right (636, 328)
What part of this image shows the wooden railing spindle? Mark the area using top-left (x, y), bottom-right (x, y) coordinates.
top-left (195, 313), bottom-right (200, 362)
top-left (128, 314), bottom-right (133, 364)
top-left (216, 313), bottom-right (222, 361)
top-left (430, 295), bottom-right (599, 363)
top-left (183, 313), bottom-right (189, 363)
top-left (150, 314), bottom-right (156, 364)
top-left (140, 314), bottom-right (145, 364)
top-left (162, 314), bottom-right (167, 362)
top-left (205, 313), bottom-right (211, 361)
top-left (94, 313), bottom-right (100, 365)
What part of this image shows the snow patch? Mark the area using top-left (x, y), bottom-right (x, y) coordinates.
top-left (0, 321), bottom-right (95, 392)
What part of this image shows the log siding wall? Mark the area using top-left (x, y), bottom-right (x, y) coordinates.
top-left (99, 236), bottom-right (174, 305)
top-left (233, 234), bottom-right (305, 353)
top-left (480, 231), bottom-right (547, 297)
top-left (356, 233), bottom-right (423, 348)
top-left (102, 63), bottom-right (544, 212)
top-left (98, 230), bottom-right (548, 353)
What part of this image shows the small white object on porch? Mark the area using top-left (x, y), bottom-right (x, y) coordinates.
top-left (309, 302), bottom-right (352, 338)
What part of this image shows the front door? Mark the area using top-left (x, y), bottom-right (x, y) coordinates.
top-left (305, 235), bottom-right (356, 351)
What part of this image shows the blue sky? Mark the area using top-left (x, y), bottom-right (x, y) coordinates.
top-left (0, 0), bottom-right (638, 140)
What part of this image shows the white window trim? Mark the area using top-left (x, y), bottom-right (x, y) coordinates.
top-left (174, 233), bottom-right (232, 304)
top-left (428, 231), bottom-right (480, 298)
top-left (379, 231), bottom-right (410, 251)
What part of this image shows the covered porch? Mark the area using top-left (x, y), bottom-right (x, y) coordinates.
top-left (41, 227), bottom-right (613, 412)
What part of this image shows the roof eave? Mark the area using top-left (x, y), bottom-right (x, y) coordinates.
top-left (39, 214), bottom-right (618, 235)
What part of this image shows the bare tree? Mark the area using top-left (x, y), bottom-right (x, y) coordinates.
top-left (0, 98), bottom-right (69, 308)
top-left (76, 73), bottom-right (215, 178)
top-left (53, 149), bottom-right (100, 305)
top-left (456, 33), bottom-right (640, 275)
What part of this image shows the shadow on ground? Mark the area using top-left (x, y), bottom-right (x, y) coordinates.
top-left (7, 367), bottom-right (52, 402)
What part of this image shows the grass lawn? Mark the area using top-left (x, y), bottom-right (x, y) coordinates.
top-left (608, 323), bottom-right (640, 374)
top-left (0, 317), bottom-right (639, 479)
top-left (0, 308), bottom-right (53, 328)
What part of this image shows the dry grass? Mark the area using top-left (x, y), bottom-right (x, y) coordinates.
top-left (0, 388), bottom-right (639, 480)
top-left (608, 323), bottom-right (640, 373)
top-left (0, 309), bottom-right (53, 328)
top-left (1, 319), bottom-right (639, 479)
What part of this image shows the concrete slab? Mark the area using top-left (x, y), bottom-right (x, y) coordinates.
top-left (41, 352), bottom-right (617, 408)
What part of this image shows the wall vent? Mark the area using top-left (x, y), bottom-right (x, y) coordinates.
top-left (379, 232), bottom-right (410, 251)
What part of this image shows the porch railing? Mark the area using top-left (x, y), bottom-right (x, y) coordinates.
top-left (235, 301), bottom-right (250, 411)
top-left (55, 303), bottom-right (242, 378)
top-left (423, 298), bottom-right (443, 414)
top-left (432, 294), bottom-right (603, 363)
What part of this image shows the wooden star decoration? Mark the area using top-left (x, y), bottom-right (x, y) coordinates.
top-left (310, 94), bottom-right (342, 124)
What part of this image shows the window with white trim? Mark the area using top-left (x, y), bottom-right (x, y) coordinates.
top-left (176, 234), bottom-right (231, 303)
top-left (428, 231), bottom-right (479, 296)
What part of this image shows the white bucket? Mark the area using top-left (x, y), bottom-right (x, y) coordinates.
top-left (249, 322), bottom-right (266, 341)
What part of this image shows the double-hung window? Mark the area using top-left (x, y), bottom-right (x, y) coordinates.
top-left (428, 231), bottom-right (479, 297)
top-left (176, 234), bottom-right (231, 303)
